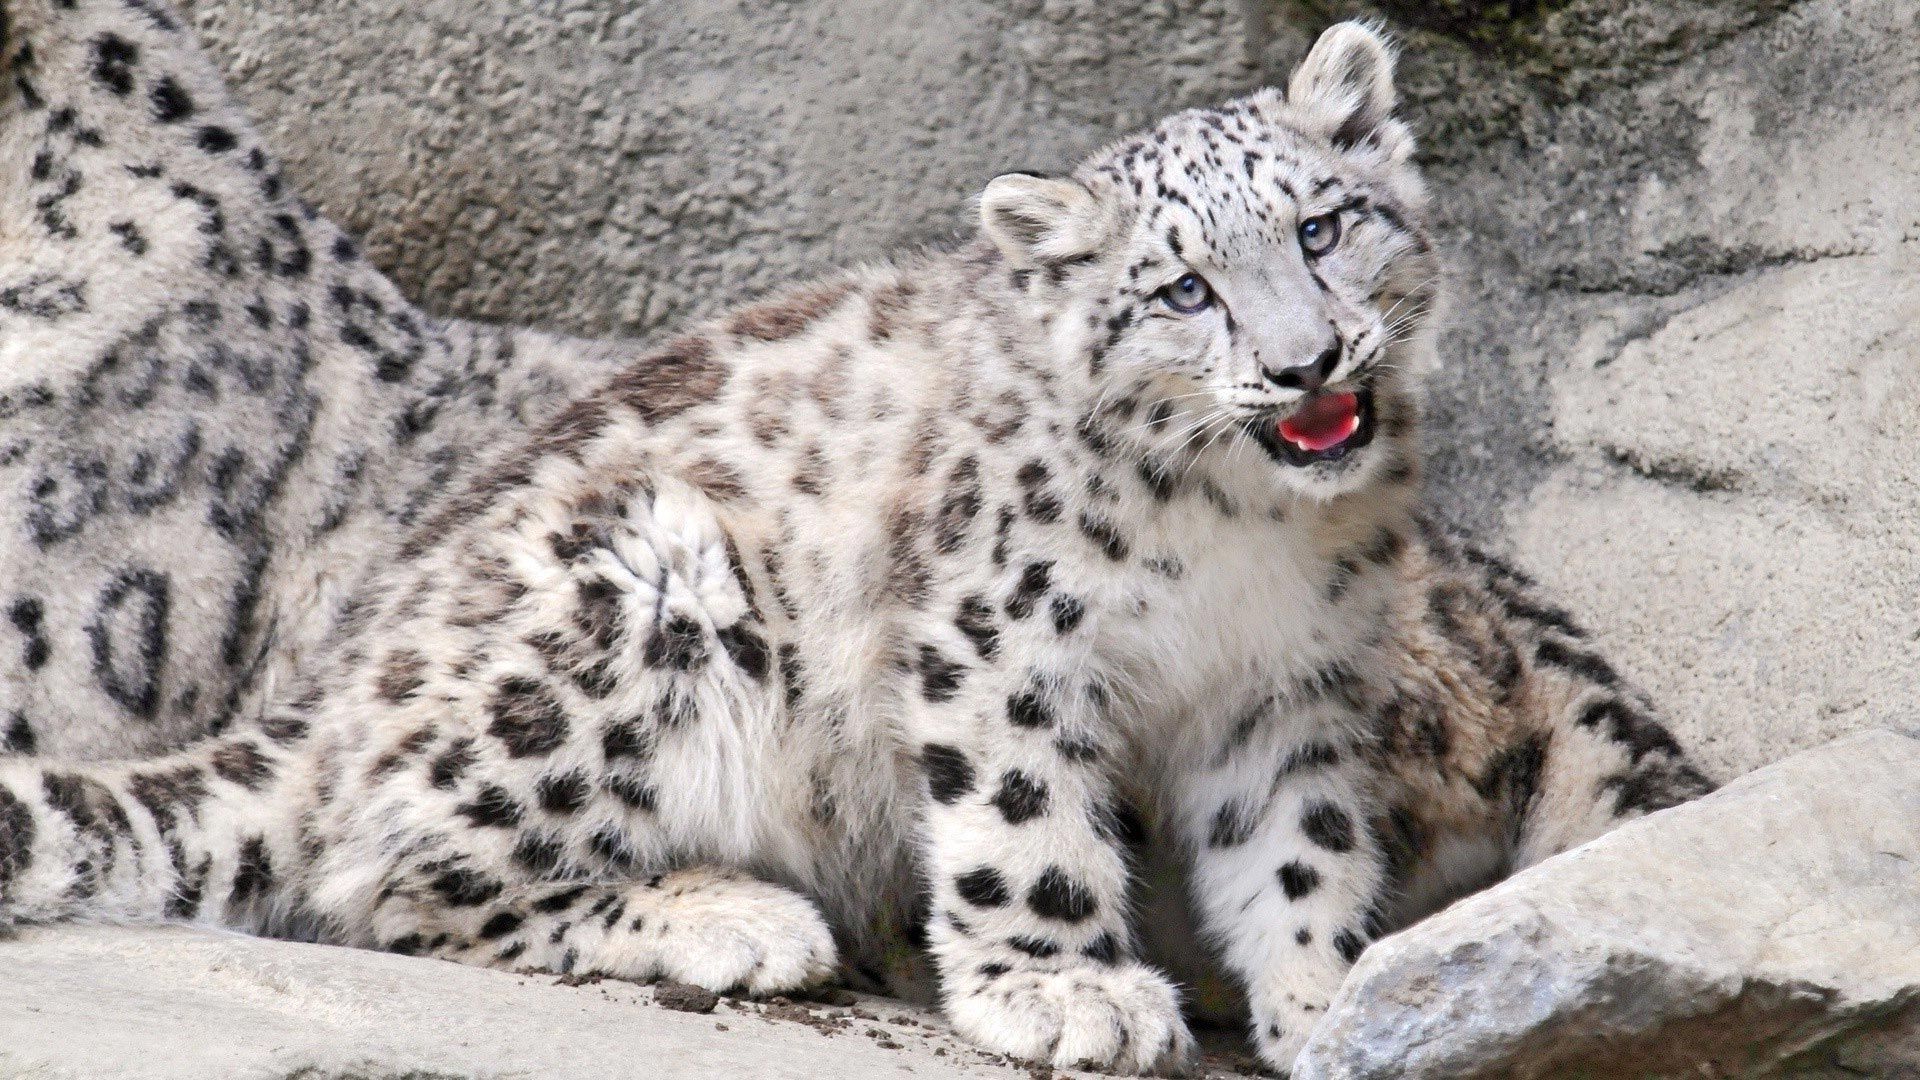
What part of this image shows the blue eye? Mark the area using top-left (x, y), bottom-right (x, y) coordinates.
top-left (1299, 212), bottom-right (1342, 257)
top-left (1161, 273), bottom-right (1213, 314)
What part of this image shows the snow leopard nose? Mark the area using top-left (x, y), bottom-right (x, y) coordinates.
top-left (1262, 340), bottom-right (1342, 392)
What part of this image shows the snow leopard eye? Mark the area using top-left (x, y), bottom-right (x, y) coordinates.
top-left (1160, 273), bottom-right (1213, 314)
top-left (1299, 212), bottom-right (1342, 257)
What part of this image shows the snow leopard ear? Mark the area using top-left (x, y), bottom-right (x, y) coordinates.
top-left (1288, 21), bottom-right (1401, 152)
top-left (979, 173), bottom-right (1108, 270)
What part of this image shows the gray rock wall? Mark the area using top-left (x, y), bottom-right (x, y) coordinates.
top-left (169, 0), bottom-right (1919, 780)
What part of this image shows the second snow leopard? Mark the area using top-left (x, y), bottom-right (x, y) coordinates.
top-left (0, 22), bottom-right (1712, 1074)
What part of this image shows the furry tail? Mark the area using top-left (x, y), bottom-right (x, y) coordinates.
top-left (0, 724), bottom-right (304, 930)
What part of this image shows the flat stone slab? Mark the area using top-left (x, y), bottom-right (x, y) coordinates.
top-left (0, 920), bottom-right (1271, 1079)
top-left (0, 923), bottom-right (1092, 1080)
top-left (1294, 729), bottom-right (1920, 1080)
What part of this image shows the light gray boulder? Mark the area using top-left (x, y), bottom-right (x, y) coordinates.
top-left (1293, 729), bottom-right (1920, 1079)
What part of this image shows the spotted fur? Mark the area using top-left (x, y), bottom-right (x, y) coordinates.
top-left (0, 13), bottom-right (1712, 1076)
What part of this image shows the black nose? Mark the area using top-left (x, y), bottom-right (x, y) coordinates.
top-left (1262, 341), bottom-right (1342, 392)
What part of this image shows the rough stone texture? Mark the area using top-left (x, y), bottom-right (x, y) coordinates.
top-left (172, 0), bottom-right (1272, 339)
top-left (0, 923), bottom-right (1264, 1080)
top-left (1293, 729), bottom-right (1920, 1079)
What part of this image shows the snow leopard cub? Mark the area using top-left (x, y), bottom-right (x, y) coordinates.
top-left (0, 22), bottom-right (1710, 1074)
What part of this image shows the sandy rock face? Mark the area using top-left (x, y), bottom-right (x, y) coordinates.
top-left (1293, 729), bottom-right (1920, 1079)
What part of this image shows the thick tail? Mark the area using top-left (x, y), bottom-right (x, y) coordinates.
top-left (0, 723), bottom-right (305, 930)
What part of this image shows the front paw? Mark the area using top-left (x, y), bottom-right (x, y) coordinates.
top-left (1250, 988), bottom-right (1332, 1075)
top-left (632, 869), bottom-right (837, 994)
top-left (946, 961), bottom-right (1195, 1075)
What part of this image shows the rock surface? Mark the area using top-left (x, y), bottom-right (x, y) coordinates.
top-left (1293, 729), bottom-right (1920, 1079)
top-left (171, 0), bottom-right (1273, 340)
top-left (0, 921), bottom-right (1264, 1080)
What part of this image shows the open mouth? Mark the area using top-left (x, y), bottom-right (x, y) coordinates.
top-left (1252, 387), bottom-right (1377, 467)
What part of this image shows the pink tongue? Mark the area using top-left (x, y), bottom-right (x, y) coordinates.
top-left (1278, 392), bottom-right (1360, 451)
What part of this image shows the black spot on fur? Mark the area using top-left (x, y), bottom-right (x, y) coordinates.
top-left (210, 741), bottom-right (272, 789)
top-left (489, 677), bottom-right (569, 757)
top-left (601, 721), bottom-right (651, 761)
top-left (934, 456), bottom-right (983, 554)
top-left (3, 711), bottom-right (36, 754)
top-left (1048, 594), bottom-right (1085, 634)
top-left (86, 569), bottom-right (170, 719)
top-left (149, 76), bottom-right (194, 122)
top-left (1007, 686), bottom-right (1053, 729)
top-left (715, 624), bottom-right (770, 680)
top-left (1576, 698), bottom-right (1682, 763)
top-left (429, 739), bottom-right (476, 790)
top-left (573, 576), bottom-right (624, 650)
top-left (513, 832), bottom-right (567, 877)
top-left (0, 786), bottom-right (35, 890)
top-left (1534, 638), bottom-right (1621, 689)
top-left (458, 784), bottom-right (525, 829)
top-left (1008, 935), bottom-right (1060, 958)
top-left (1083, 932), bottom-right (1121, 965)
top-left (990, 770), bottom-right (1049, 825)
top-left (166, 843), bottom-right (209, 919)
top-left (1334, 928), bottom-right (1368, 963)
top-left (955, 866), bottom-right (1011, 908)
top-left (1278, 861), bottom-right (1321, 901)
top-left (8, 597), bottom-right (49, 671)
top-left (479, 911), bottom-right (524, 939)
top-left (917, 644), bottom-right (967, 703)
top-left (1136, 457), bottom-right (1177, 501)
top-left (1208, 799), bottom-right (1257, 848)
top-left (538, 772), bottom-right (592, 814)
top-left (606, 773), bottom-right (658, 812)
top-left (1280, 741), bottom-right (1342, 775)
top-left (91, 34), bottom-right (139, 96)
top-left (1603, 763), bottom-right (1713, 816)
top-left (1474, 734), bottom-right (1547, 815)
top-left (1077, 513), bottom-right (1129, 561)
top-left (921, 744), bottom-right (976, 804)
top-left (1301, 801), bottom-right (1356, 853)
top-left (955, 595), bottom-right (1000, 661)
top-left (1015, 460), bottom-right (1062, 523)
top-left (229, 836), bottom-right (274, 907)
top-left (645, 615), bottom-right (708, 672)
top-left (432, 867), bottom-right (504, 907)
top-left (1095, 799), bottom-right (1148, 847)
top-left (376, 648), bottom-right (428, 704)
top-left (1006, 561), bottom-right (1052, 620)
top-left (125, 767), bottom-right (207, 833)
top-left (1295, 927), bottom-right (1312, 946)
top-left (196, 125), bottom-right (237, 153)
top-left (534, 886), bottom-right (589, 914)
top-left (1026, 867), bottom-right (1096, 923)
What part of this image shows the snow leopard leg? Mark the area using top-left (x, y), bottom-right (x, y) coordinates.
top-left (916, 634), bottom-right (1193, 1073)
top-left (1175, 698), bottom-right (1385, 1074)
top-left (293, 478), bottom-right (836, 993)
top-left (0, 724), bottom-right (306, 930)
